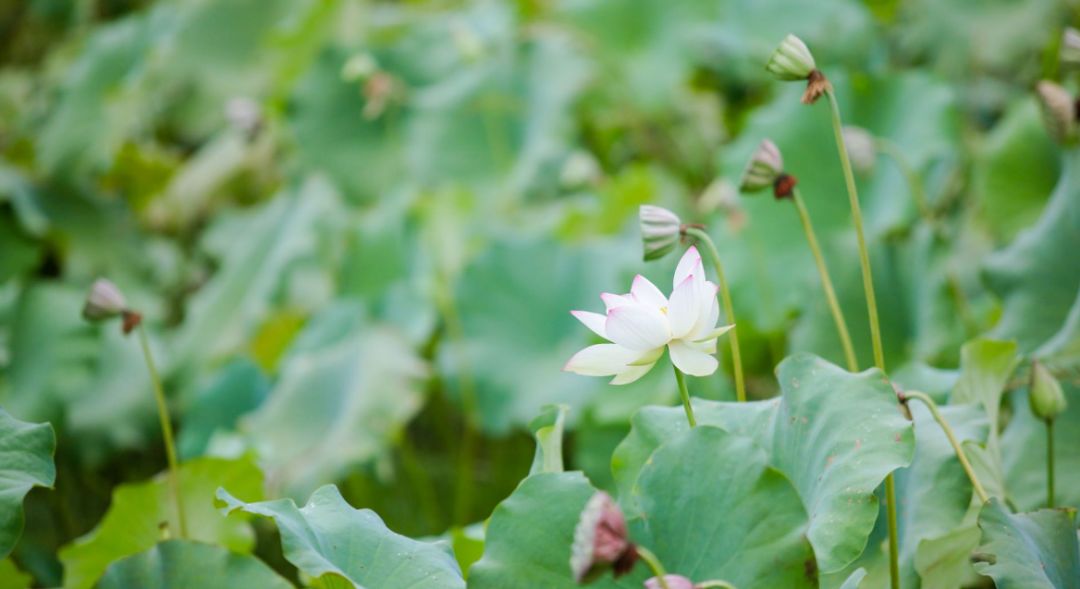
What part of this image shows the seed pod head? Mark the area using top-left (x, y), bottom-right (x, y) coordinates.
top-left (1061, 28), bottom-right (1080, 69)
top-left (1029, 361), bottom-right (1067, 421)
top-left (843, 126), bottom-right (877, 174)
top-left (645, 575), bottom-right (697, 589)
top-left (1035, 80), bottom-right (1077, 144)
top-left (570, 492), bottom-right (637, 583)
top-left (83, 279), bottom-right (128, 322)
top-left (739, 139), bottom-right (784, 194)
top-left (766, 34), bottom-right (817, 81)
top-left (639, 205), bottom-right (682, 261)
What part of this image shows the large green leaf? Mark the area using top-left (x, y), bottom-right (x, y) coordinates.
top-left (0, 409), bottom-right (55, 559)
top-left (1001, 385), bottom-right (1080, 512)
top-left (241, 302), bottom-right (427, 498)
top-left (217, 485), bottom-right (464, 589)
top-left (468, 471), bottom-right (645, 589)
top-left (632, 426), bottom-right (817, 588)
top-left (59, 456), bottom-right (264, 589)
top-left (984, 148), bottom-right (1080, 352)
top-left (973, 499), bottom-right (1080, 589)
top-left (96, 539), bottom-right (293, 589)
top-left (913, 526), bottom-right (982, 589)
top-left (613, 354), bottom-right (914, 573)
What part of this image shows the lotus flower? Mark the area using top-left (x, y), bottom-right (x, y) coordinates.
top-left (564, 247), bottom-right (733, 383)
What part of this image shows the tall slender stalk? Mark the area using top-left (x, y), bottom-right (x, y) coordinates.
top-left (902, 391), bottom-right (990, 504)
top-left (635, 546), bottom-right (671, 589)
top-left (825, 88), bottom-right (898, 589)
top-left (791, 188), bottom-right (858, 372)
top-left (136, 325), bottom-right (188, 539)
top-left (682, 227), bottom-right (746, 402)
top-left (673, 364), bottom-right (696, 427)
top-left (1047, 419), bottom-right (1055, 508)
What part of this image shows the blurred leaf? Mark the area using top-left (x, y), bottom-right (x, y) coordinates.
top-left (913, 526), bottom-right (981, 589)
top-left (218, 484), bottom-right (464, 589)
top-left (984, 149), bottom-right (1080, 352)
top-left (0, 558), bottom-right (31, 589)
top-left (0, 409), bottom-right (55, 559)
top-left (468, 471), bottom-right (645, 588)
top-left (973, 499), bottom-right (1080, 589)
top-left (96, 539), bottom-right (293, 589)
top-left (58, 456), bottom-right (263, 589)
top-left (528, 404), bottom-right (568, 475)
top-left (242, 302), bottom-right (427, 498)
top-left (838, 568), bottom-right (868, 589)
top-left (177, 359), bottom-right (269, 460)
top-left (1001, 385), bottom-right (1080, 512)
top-left (613, 354), bottom-right (914, 573)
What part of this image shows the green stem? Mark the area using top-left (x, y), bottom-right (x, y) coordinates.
top-left (903, 391), bottom-right (990, 504)
top-left (791, 188), bottom-right (858, 372)
top-left (438, 280), bottom-right (480, 526)
top-left (825, 88), bottom-right (897, 589)
top-left (1047, 419), bottom-right (1055, 508)
top-left (672, 364), bottom-right (696, 427)
top-left (136, 325), bottom-right (188, 539)
top-left (683, 227), bottom-right (746, 402)
top-left (698, 582), bottom-right (738, 589)
top-left (874, 139), bottom-right (932, 223)
top-left (635, 546), bottom-right (670, 589)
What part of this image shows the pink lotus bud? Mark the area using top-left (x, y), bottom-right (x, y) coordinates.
top-left (570, 492), bottom-right (637, 582)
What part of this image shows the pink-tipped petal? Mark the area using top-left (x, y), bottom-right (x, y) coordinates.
top-left (606, 304), bottom-right (671, 351)
top-left (667, 274), bottom-right (702, 339)
top-left (600, 292), bottom-right (633, 312)
top-left (669, 340), bottom-right (719, 376)
top-left (630, 275), bottom-right (668, 310)
top-left (571, 310), bottom-right (608, 338)
top-left (673, 246), bottom-right (704, 287)
top-left (564, 344), bottom-right (641, 376)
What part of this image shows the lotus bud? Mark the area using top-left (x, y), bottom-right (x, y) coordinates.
top-left (570, 492), bottom-right (637, 583)
top-left (1035, 81), bottom-right (1077, 144)
top-left (766, 34), bottom-right (816, 81)
top-left (1029, 361), bottom-right (1067, 421)
top-left (740, 139), bottom-right (795, 198)
top-left (639, 205), bottom-right (682, 261)
top-left (83, 279), bottom-right (128, 322)
top-left (843, 126), bottom-right (877, 174)
top-left (1061, 28), bottom-right (1080, 68)
top-left (645, 575), bottom-right (696, 589)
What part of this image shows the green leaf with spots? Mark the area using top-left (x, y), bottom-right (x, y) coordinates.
top-left (96, 540), bottom-right (293, 589)
top-left (217, 485), bottom-right (465, 589)
top-left (973, 499), bottom-right (1080, 589)
top-left (612, 354), bottom-right (914, 573)
top-left (0, 409), bottom-right (55, 559)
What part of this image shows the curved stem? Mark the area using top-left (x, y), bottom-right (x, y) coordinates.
top-left (1047, 419), bottom-right (1055, 508)
top-left (635, 546), bottom-right (671, 589)
top-left (791, 188), bottom-right (858, 372)
top-left (825, 88), bottom-right (896, 589)
top-left (136, 325), bottom-right (188, 538)
top-left (698, 582), bottom-right (738, 589)
top-left (682, 227), bottom-right (746, 402)
top-left (673, 364), bottom-right (697, 427)
top-left (874, 139), bottom-right (931, 223)
top-left (903, 391), bottom-right (990, 504)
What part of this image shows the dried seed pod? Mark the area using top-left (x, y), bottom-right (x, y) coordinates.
top-left (1035, 80), bottom-right (1077, 144)
top-left (639, 205), bottom-right (683, 261)
top-left (83, 279), bottom-right (128, 322)
top-left (739, 139), bottom-right (784, 194)
top-left (766, 34), bottom-right (817, 81)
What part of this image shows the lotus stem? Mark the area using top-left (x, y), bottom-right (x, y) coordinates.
top-left (902, 390), bottom-right (990, 504)
top-left (673, 364), bottom-right (696, 428)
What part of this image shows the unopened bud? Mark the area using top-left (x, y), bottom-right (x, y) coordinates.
top-left (843, 126), bottom-right (877, 174)
top-left (1035, 81), bottom-right (1077, 144)
top-left (1061, 28), bottom-right (1080, 69)
top-left (570, 492), bottom-right (637, 583)
top-left (83, 279), bottom-right (128, 322)
top-left (639, 205), bottom-right (682, 261)
top-left (645, 575), bottom-right (696, 589)
top-left (766, 34), bottom-right (816, 81)
top-left (739, 139), bottom-right (784, 194)
top-left (1029, 361), bottom-right (1067, 421)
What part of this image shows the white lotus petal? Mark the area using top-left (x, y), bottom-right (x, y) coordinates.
top-left (630, 275), bottom-right (668, 310)
top-left (563, 344), bottom-right (640, 376)
top-left (610, 361), bottom-right (657, 385)
top-left (606, 304), bottom-right (671, 351)
top-left (571, 310), bottom-right (608, 338)
top-left (628, 346), bottom-right (665, 366)
top-left (673, 246), bottom-right (704, 288)
top-left (667, 274), bottom-right (702, 339)
top-left (693, 324), bottom-right (734, 342)
top-left (669, 340), bottom-right (719, 376)
top-left (690, 281), bottom-right (720, 337)
top-left (601, 292), bottom-right (633, 312)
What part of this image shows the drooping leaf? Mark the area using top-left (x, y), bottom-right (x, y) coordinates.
top-left (0, 409), bottom-right (55, 559)
top-left (96, 539), bottom-right (293, 589)
top-left (529, 404), bottom-right (568, 475)
top-left (217, 485), bottom-right (464, 589)
top-left (241, 302), bottom-right (427, 498)
top-left (973, 499), bottom-right (1080, 589)
top-left (59, 456), bottom-right (264, 589)
top-left (612, 354), bottom-right (914, 573)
